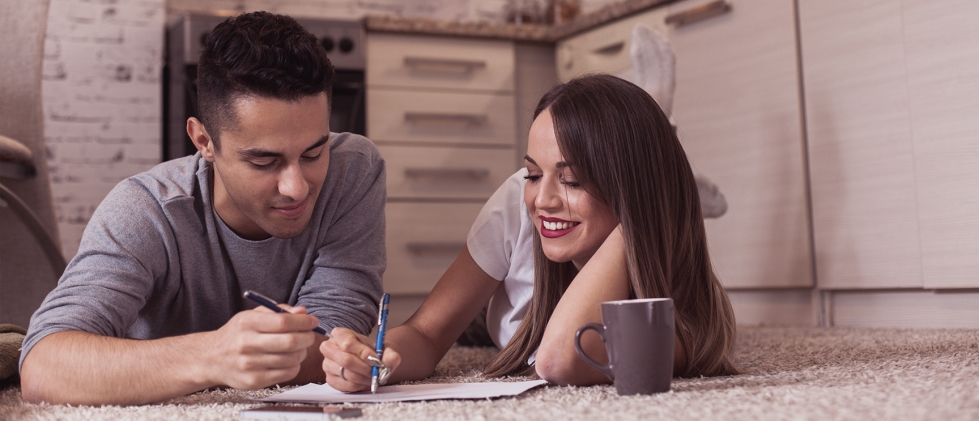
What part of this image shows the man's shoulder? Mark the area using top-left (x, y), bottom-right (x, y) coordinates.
top-left (125, 154), bottom-right (203, 203)
top-left (329, 132), bottom-right (382, 166)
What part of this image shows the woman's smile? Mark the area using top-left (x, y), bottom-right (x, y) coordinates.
top-left (539, 216), bottom-right (580, 238)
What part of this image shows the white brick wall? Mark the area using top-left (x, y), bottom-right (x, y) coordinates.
top-left (43, 0), bottom-right (165, 259)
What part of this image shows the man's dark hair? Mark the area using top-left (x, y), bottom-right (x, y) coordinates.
top-left (197, 11), bottom-right (336, 149)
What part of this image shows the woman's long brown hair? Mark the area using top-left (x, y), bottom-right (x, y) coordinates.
top-left (484, 74), bottom-right (738, 378)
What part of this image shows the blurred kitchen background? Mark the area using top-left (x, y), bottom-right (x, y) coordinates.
top-left (44, 0), bottom-right (611, 260)
top-left (6, 0), bottom-right (977, 329)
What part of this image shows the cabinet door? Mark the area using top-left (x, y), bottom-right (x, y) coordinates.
top-left (384, 202), bottom-right (485, 294)
top-left (668, 0), bottom-right (812, 288)
top-left (799, 0), bottom-right (922, 289)
top-left (366, 33), bottom-right (515, 93)
top-left (367, 89), bottom-right (516, 146)
top-left (902, 0), bottom-right (979, 288)
top-left (379, 144), bottom-right (515, 200)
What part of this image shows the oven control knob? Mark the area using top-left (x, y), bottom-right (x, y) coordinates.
top-left (338, 37), bottom-right (354, 53)
top-left (320, 37), bottom-right (335, 52)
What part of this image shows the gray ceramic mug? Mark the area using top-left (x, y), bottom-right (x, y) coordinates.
top-left (574, 298), bottom-right (675, 395)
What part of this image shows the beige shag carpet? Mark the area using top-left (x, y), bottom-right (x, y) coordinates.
top-left (2, 326), bottom-right (978, 421)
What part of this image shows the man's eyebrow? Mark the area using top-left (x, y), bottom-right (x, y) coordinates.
top-left (237, 135), bottom-right (330, 159)
top-left (304, 135), bottom-right (330, 153)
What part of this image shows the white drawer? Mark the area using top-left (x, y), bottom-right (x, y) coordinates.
top-left (367, 89), bottom-right (516, 146)
top-left (384, 202), bottom-right (485, 294)
top-left (378, 144), bottom-right (517, 200)
top-left (367, 33), bottom-right (515, 92)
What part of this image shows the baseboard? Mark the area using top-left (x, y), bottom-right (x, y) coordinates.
top-left (384, 289), bottom-right (979, 332)
top-left (386, 290), bottom-right (823, 332)
top-left (727, 289), bottom-right (818, 326)
top-left (830, 289), bottom-right (979, 328)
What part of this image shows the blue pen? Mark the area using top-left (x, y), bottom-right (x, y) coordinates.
top-left (371, 293), bottom-right (390, 393)
top-left (243, 290), bottom-right (330, 337)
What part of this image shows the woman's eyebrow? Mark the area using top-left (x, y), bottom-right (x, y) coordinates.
top-left (524, 155), bottom-right (571, 169)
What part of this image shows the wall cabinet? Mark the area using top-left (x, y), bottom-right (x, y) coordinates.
top-left (366, 33), bottom-right (519, 294)
top-left (800, 0), bottom-right (979, 289)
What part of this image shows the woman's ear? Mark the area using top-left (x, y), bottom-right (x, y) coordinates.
top-left (186, 117), bottom-right (216, 162)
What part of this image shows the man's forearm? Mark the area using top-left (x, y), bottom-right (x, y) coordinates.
top-left (20, 331), bottom-right (216, 405)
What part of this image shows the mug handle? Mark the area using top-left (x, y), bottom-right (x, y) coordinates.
top-left (574, 323), bottom-right (614, 381)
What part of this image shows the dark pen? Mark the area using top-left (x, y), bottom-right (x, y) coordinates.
top-left (243, 290), bottom-right (330, 337)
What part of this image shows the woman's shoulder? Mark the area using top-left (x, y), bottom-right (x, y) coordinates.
top-left (494, 168), bottom-right (528, 204)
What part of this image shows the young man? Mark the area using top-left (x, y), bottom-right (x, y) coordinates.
top-left (19, 12), bottom-right (385, 405)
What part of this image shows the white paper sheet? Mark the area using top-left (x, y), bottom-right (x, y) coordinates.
top-left (260, 380), bottom-right (548, 404)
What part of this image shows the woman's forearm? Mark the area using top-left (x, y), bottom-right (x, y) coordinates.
top-left (383, 246), bottom-right (501, 384)
top-left (536, 227), bottom-right (631, 385)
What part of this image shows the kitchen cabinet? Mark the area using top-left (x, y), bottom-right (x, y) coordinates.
top-left (800, 0), bottom-right (979, 289)
top-left (366, 33), bottom-right (520, 294)
top-left (666, 0), bottom-right (814, 289)
top-left (902, 0), bottom-right (979, 289)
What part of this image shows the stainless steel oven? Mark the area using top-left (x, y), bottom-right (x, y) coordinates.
top-left (163, 12), bottom-right (366, 161)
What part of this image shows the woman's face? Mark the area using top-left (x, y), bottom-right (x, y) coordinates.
top-left (524, 109), bottom-right (618, 269)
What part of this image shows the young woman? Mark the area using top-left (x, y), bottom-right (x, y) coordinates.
top-left (320, 74), bottom-right (738, 390)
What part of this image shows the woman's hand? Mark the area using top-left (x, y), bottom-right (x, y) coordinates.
top-left (320, 327), bottom-right (402, 392)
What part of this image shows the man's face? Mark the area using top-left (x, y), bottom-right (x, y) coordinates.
top-left (199, 93), bottom-right (331, 240)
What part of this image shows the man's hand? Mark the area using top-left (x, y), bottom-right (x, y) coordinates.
top-left (202, 305), bottom-right (319, 390)
top-left (320, 327), bottom-right (402, 392)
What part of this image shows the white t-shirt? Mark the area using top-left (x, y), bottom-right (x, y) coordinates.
top-left (466, 169), bottom-right (536, 349)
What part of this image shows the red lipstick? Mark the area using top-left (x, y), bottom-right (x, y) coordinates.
top-left (539, 216), bottom-right (579, 238)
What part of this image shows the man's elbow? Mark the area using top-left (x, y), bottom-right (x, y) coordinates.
top-left (20, 359), bottom-right (52, 404)
top-left (20, 343), bottom-right (74, 405)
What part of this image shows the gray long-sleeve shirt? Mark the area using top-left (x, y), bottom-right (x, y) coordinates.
top-left (20, 132), bottom-right (386, 371)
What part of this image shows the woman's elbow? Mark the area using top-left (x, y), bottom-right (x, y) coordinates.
top-left (534, 346), bottom-right (595, 386)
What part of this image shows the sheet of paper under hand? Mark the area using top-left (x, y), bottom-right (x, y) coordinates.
top-left (260, 380), bottom-right (548, 404)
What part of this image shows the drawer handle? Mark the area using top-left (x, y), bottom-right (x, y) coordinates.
top-left (592, 41), bottom-right (625, 56)
top-left (404, 168), bottom-right (490, 181)
top-left (665, 0), bottom-right (732, 27)
top-left (403, 57), bottom-right (487, 73)
top-left (404, 112), bottom-right (488, 127)
top-left (406, 241), bottom-right (466, 254)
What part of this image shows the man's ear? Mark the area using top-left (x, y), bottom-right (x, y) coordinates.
top-left (186, 117), bottom-right (217, 162)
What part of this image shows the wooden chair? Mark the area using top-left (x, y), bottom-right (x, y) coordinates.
top-left (0, 135), bottom-right (66, 276)
top-left (0, 0), bottom-right (62, 329)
